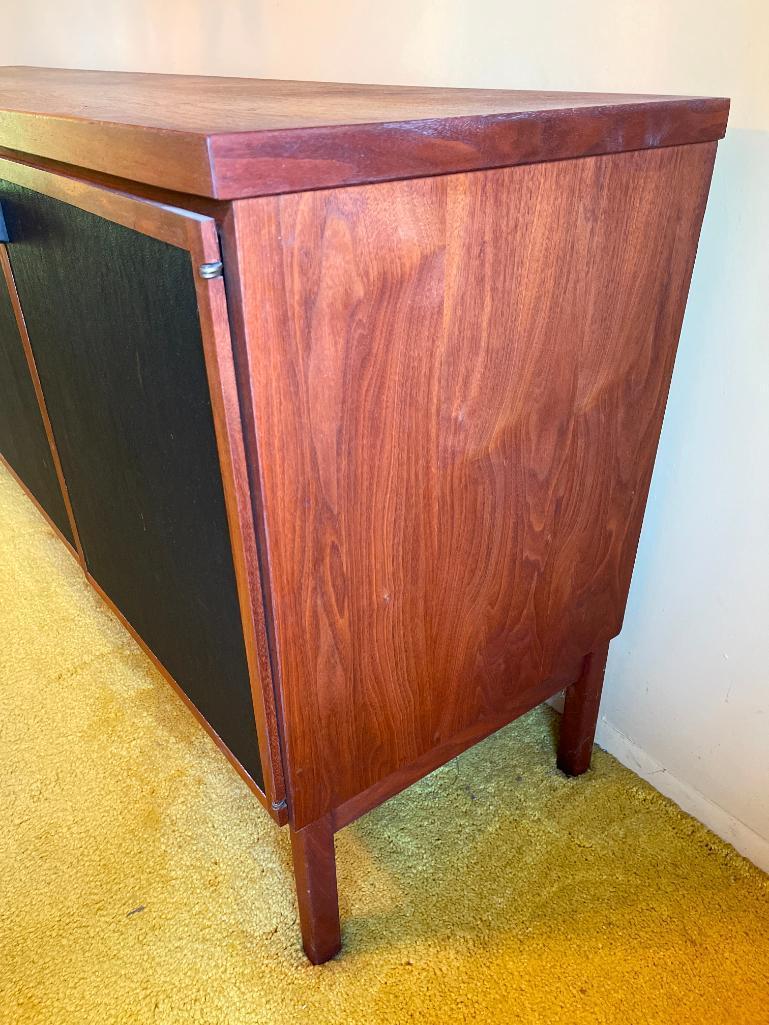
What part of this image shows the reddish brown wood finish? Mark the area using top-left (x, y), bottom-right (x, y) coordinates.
top-left (230, 142), bottom-right (716, 831)
top-left (0, 147), bottom-right (229, 221)
top-left (289, 815), bottom-right (341, 965)
top-left (0, 67), bottom-right (728, 199)
top-left (186, 216), bottom-right (286, 813)
top-left (0, 74), bottom-right (727, 962)
top-left (557, 641), bottom-right (611, 777)
top-left (0, 156), bottom-right (205, 248)
top-left (330, 662), bottom-right (581, 833)
top-left (0, 245), bottom-right (84, 563)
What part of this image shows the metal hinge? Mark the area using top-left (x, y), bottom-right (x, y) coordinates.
top-left (198, 260), bottom-right (223, 280)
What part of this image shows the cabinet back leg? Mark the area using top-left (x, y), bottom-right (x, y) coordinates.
top-left (557, 640), bottom-right (611, 776)
top-left (289, 814), bottom-right (342, 964)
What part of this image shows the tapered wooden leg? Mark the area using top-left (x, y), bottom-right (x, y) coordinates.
top-left (289, 814), bottom-right (341, 964)
top-left (557, 640), bottom-right (611, 776)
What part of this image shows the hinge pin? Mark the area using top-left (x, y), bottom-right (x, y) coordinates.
top-left (199, 260), bottom-right (223, 279)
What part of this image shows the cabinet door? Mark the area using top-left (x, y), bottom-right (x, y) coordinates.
top-left (0, 245), bottom-right (75, 546)
top-left (0, 164), bottom-right (282, 806)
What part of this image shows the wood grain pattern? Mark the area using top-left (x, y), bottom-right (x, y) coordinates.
top-left (0, 67), bottom-right (728, 199)
top-left (330, 662), bottom-right (578, 832)
top-left (231, 142), bottom-right (717, 829)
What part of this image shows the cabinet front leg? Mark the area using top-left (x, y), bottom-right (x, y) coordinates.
top-left (289, 814), bottom-right (341, 964)
top-left (557, 640), bottom-right (611, 777)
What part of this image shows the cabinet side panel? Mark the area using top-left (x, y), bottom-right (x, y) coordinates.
top-left (1, 182), bottom-right (264, 791)
top-left (237, 144), bottom-right (716, 828)
top-left (0, 251), bottom-right (74, 545)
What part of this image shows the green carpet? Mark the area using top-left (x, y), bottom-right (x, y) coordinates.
top-left (1, 460), bottom-right (767, 1025)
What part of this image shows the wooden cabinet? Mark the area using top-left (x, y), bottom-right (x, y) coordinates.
top-left (0, 67), bottom-right (728, 964)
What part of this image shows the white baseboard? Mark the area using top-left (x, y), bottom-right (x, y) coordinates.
top-left (547, 697), bottom-right (769, 873)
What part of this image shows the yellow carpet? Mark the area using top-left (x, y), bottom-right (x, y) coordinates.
top-left (1, 461), bottom-right (767, 1025)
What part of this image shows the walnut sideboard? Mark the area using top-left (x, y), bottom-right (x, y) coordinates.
top-left (0, 67), bottom-right (728, 963)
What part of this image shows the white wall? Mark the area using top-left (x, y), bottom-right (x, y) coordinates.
top-left (3, 1), bottom-right (767, 868)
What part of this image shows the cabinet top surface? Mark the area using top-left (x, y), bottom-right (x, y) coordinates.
top-left (0, 66), bottom-right (729, 200)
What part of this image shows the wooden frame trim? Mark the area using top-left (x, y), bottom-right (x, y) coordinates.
top-left (0, 156), bottom-right (208, 248)
top-left (218, 204), bottom-right (291, 811)
top-left (0, 244), bottom-right (84, 563)
top-left (185, 214), bottom-right (287, 812)
top-left (0, 452), bottom-right (79, 562)
top-left (0, 158), bottom-right (287, 819)
top-left (0, 146), bottom-right (228, 221)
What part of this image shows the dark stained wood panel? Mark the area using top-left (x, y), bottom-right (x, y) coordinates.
top-left (1, 180), bottom-right (264, 790)
top-left (232, 142), bottom-right (717, 828)
top-left (0, 249), bottom-right (74, 545)
top-left (0, 67), bottom-right (728, 199)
